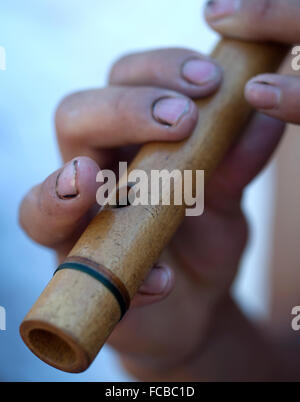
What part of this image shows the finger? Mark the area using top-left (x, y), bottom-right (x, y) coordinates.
top-left (207, 113), bottom-right (285, 209)
top-left (130, 264), bottom-right (175, 308)
top-left (109, 48), bottom-right (222, 98)
top-left (19, 156), bottom-right (100, 252)
top-left (56, 87), bottom-right (198, 163)
top-left (245, 74), bottom-right (300, 124)
top-left (205, 0), bottom-right (300, 43)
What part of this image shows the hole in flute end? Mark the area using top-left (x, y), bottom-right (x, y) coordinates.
top-left (28, 329), bottom-right (77, 368)
top-left (20, 321), bottom-right (90, 373)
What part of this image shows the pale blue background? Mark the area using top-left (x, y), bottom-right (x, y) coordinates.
top-left (0, 0), bottom-right (275, 381)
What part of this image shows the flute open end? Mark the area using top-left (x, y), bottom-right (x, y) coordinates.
top-left (20, 320), bottom-right (90, 373)
top-left (20, 268), bottom-right (122, 373)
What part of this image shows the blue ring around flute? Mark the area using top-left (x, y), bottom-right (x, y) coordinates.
top-left (54, 262), bottom-right (127, 319)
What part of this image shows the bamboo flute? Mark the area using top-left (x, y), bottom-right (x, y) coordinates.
top-left (20, 38), bottom-right (286, 373)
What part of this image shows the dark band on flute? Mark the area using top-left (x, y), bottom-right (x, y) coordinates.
top-left (54, 256), bottom-right (130, 319)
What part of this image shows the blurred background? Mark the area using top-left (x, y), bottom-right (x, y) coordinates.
top-left (0, 0), bottom-right (297, 381)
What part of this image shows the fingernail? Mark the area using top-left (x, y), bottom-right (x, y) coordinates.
top-left (205, 0), bottom-right (240, 20)
top-left (56, 160), bottom-right (79, 199)
top-left (139, 265), bottom-right (170, 295)
top-left (152, 97), bottom-right (190, 126)
top-left (181, 59), bottom-right (221, 86)
top-left (245, 81), bottom-right (281, 110)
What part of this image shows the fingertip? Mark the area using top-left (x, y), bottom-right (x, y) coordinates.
top-left (244, 77), bottom-right (281, 111)
top-left (73, 156), bottom-right (101, 197)
top-left (151, 96), bottom-right (199, 142)
top-left (180, 58), bottom-right (223, 96)
top-left (109, 48), bottom-right (223, 99)
top-left (19, 156), bottom-right (101, 247)
top-left (37, 156), bottom-right (100, 221)
top-left (56, 156), bottom-right (100, 203)
top-left (139, 264), bottom-right (174, 296)
top-left (204, 0), bottom-right (240, 23)
top-left (131, 264), bottom-right (175, 308)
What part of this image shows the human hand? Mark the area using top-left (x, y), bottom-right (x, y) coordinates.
top-left (19, 47), bottom-right (284, 380)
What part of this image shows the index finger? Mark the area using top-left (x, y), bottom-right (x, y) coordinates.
top-left (205, 0), bottom-right (300, 44)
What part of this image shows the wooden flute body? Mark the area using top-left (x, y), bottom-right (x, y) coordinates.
top-left (20, 39), bottom-right (286, 373)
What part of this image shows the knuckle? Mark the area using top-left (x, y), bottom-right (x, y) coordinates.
top-left (18, 192), bottom-right (42, 244)
top-left (55, 91), bottom-right (83, 141)
top-left (109, 53), bottom-right (134, 83)
top-left (159, 47), bottom-right (197, 58)
top-left (111, 88), bottom-right (129, 117)
top-left (110, 89), bottom-right (137, 135)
